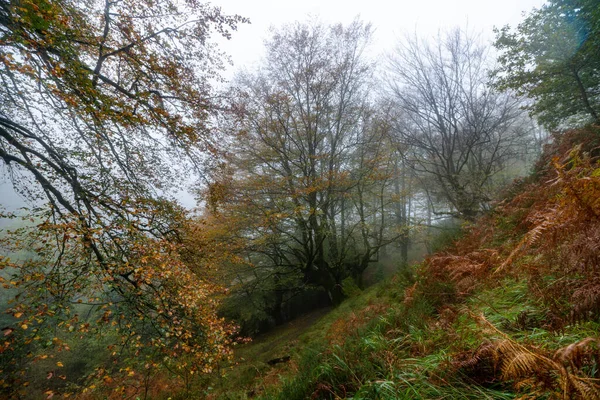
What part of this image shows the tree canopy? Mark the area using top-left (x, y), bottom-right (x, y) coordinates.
top-left (493, 0), bottom-right (600, 130)
top-left (0, 0), bottom-right (246, 394)
top-left (204, 20), bottom-right (404, 324)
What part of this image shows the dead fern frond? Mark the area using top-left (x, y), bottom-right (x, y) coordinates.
top-left (499, 349), bottom-right (542, 380)
top-left (403, 282), bottom-right (417, 305)
top-left (491, 338), bottom-right (555, 381)
top-left (470, 314), bottom-right (600, 399)
top-left (571, 282), bottom-right (600, 324)
top-left (496, 210), bottom-right (558, 274)
top-left (554, 338), bottom-right (600, 374)
top-left (569, 376), bottom-right (600, 400)
top-left (513, 378), bottom-right (546, 399)
top-left (496, 145), bottom-right (600, 280)
top-left (425, 249), bottom-right (499, 294)
top-left (455, 276), bottom-right (477, 294)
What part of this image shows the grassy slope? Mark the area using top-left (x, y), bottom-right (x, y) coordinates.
top-left (203, 127), bottom-right (600, 400)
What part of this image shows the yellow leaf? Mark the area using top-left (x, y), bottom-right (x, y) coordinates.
top-left (21, 324), bottom-right (28, 330)
top-left (56, 362), bottom-right (63, 367)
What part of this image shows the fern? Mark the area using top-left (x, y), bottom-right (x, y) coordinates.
top-left (496, 208), bottom-right (558, 274)
top-left (464, 315), bottom-right (600, 400)
top-left (571, 282), bottom-right (600, 324)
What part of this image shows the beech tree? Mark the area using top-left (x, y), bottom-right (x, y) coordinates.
top-left (209, 20), bottom-right (402, 312)
top-left (0, 0), bottom-right (245, 395)
top-left (386, 29), bottom-right (531, 220)
top-left (494, 0), bottom-right (600, 130)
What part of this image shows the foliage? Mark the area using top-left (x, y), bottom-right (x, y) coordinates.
top-left (2, 0), bottom-right (599, 398)
top-left (0, 0), bottom-right (247, 396)
top-left (0, 212), bottom-right (237, 397)
top-left (533, 125), bottom-right (600, 178)
top-left (205, 127), bottom-right (600, 400)
top-left (456, 315), bottom-right (600, 399)
top-left (494, 0), bottom-right (600, 129)
top-left (206, 19), bottom-right (407, 312)
top-left (502, 152), bottom-right (600, 324)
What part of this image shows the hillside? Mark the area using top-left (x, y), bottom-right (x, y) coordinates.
top-left (2, 1), bottom-right (600, 398)
top-left (200, 127), bottom-right (600, 399)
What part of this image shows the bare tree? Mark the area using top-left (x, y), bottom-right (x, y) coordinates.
top-left (386, 28), bottom-right (531, 220)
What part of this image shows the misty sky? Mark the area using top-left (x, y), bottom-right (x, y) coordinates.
top-left (0, 0), bottom-right (547, 211)
top-left (215, 0), bottom-right (547, 76)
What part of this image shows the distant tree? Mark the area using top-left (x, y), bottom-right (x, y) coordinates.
top-left (386, 28), bottom-right (531, 220)
top-left (0, 0), bottom-right (245, 394)
top-left (493, 0), bottom-right (600, 129)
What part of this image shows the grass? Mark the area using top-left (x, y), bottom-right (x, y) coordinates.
top-left (205, 266), bottom-right (599, 400)
top-left (202, 307), bottom-right (333, 399)
top-left (5, 130), bottom-right (600, 399)
top-left (171, 144), bottom-right (600, 399)
top-left (242, 273), bottom-right (509, 399)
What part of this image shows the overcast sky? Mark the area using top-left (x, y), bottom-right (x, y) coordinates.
top-left (215, 0), bottom-right (547, 77)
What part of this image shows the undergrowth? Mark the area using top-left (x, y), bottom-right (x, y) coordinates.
top-left (195, 128), bottom-right (600, 400)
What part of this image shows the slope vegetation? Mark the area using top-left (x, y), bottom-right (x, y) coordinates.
top-left (205, 127), bottom-right (600, 400)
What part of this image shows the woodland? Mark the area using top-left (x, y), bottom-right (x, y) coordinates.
top-left (0, 0), bottom-right (600, 398)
